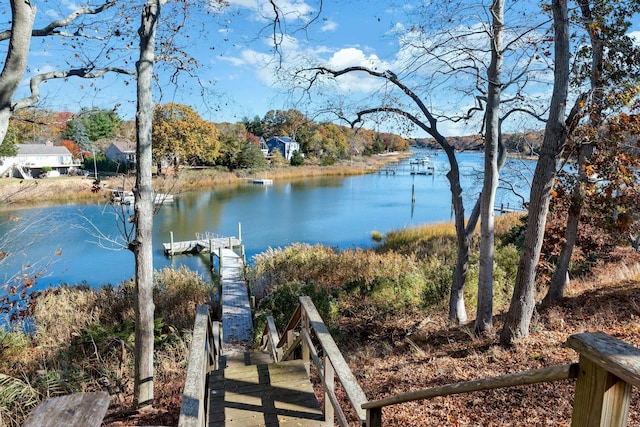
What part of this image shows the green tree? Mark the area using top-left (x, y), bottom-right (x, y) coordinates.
top-left (83, 109), bottom-right (121, 142)
top-left (241, 115), bottom-right (264, 137)
top-left (66, 118), bottom-right (91, 151)
top-left (0, 128), bottom-right (18, 157)
top-left (290, 150), bottom-right (304, 166)
top-left (236, 140), bottom-right (267, 168)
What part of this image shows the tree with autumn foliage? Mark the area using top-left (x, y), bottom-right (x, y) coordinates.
top-left (540, 114), bottom-right (640, 300)
top-left (59, 140), bottom-right (81, 159)
top-left (541, 0), bottom-right (640, 305)
top-left (152, 103), bottom-right (221, 168)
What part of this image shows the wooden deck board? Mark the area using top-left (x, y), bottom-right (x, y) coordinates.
top-left (221, 248), bottom-right (253, 348)
top-left (208, 360), bottom-right (325, 427)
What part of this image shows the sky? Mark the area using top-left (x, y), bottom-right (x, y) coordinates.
top-left (6, 0), bottom-right (640, 139)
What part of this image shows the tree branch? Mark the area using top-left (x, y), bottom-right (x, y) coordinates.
top-left (0, 1), bottom-right (118, 41)
top-left (12, 66), bottom-right (135, 111)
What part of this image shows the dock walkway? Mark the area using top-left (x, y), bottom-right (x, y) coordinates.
top-left (219, 248), bottom-right (253, 349)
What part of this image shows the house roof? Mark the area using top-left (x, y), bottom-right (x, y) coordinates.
top-left (267, 136), bottom-right (296, 143)
top-left (108, 140), bottom-right (136, 153)
top-left (17, 144), bottom-right (72, 156)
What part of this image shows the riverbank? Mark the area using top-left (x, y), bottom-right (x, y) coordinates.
top-left (0, 152), bottom-right (411, 206)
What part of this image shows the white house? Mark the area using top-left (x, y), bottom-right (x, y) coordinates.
top-left (0, 144), bottom-right (79, 178)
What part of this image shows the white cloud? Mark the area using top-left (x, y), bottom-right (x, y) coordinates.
top-left (225, 0), bottom-right (316, 23)
top-left (629, 31), bottom-right (640, 46)
top-left (327, 47), bottom-right (382, 70)
top-left (320, 20), bottom-right (337, 32)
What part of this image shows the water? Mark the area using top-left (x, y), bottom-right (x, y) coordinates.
top-left (0, 150), bottom-right (533, 289)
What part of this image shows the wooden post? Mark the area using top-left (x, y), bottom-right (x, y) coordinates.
top-left (238, 222), bottom-right (242, 243)
top-left (366, 408), bottom-right (382, 427)
top-left (301, 310), bottom-right (310, 371)
top-left (324, 355), bottom-right (335, 425)
top-left (170, 231), bottom-right (174, 257)
top-left (218, 247), bottom-right (223, 273)
top-left (567, 332), bottom-right (640, 427)
top-left (411, 184), bottom-right (415, 204)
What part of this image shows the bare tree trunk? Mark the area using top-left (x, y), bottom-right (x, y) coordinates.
top-left (500, 0), bottom-right (570, 346)
top-left (0, 1), bottom-right (35, 142)
top-left (474, 0), bottom-right (504, 334)
top-left (543, 145), bottom-right (592, 304)
top-left (132, 0), bottom-right (165, 408)
top-left (447, 145), bottom-right (469, 324)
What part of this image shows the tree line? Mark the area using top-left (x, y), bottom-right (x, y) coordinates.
top-left (2, 104), bottom-right (411, 171)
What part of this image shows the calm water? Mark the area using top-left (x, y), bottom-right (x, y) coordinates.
top-left (0, 150), bottom-right (533, 289)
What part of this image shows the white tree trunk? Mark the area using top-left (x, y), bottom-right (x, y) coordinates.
top-left (132, 0), bottom-right (166, 407)
top-left (474, 0), bottom-right (504, 334)
top-left (0, 1), bottom-right (35, 142)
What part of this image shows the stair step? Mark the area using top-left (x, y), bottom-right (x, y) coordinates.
top-left (209, 359), bottom-right (325, 426)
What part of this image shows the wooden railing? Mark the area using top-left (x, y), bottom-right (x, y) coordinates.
top-left (262, 296), bottom-right (369, 426)
top-left (178, 304), bottom-right (221, 427)
top-left (363, 331), bottom-right (640, 427)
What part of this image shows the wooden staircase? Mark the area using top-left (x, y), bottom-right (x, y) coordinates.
top-left (209, 354), bottom-right (325, 427)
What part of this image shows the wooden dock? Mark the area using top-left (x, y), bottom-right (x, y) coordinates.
top-left (219, 248), bottom-right (253, 349)
top-left (163, 231), bottom-right (242, 257)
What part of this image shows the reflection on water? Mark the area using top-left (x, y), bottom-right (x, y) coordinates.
top-left (0, 151), bottom-right (534, 288)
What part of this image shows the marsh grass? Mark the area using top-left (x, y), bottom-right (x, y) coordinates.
top-left (250, 214), bottom-right (526, 346)
top-left (0, 267), bottom-right (210, 426)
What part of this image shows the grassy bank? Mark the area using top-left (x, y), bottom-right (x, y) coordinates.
top-left (0, 153), bottom-right (409, 206)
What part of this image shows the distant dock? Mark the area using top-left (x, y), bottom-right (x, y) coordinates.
top-left (252, 178), bottom-right (273, 185)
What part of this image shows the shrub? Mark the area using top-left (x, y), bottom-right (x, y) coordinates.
top-left (290, 150), bottom-right (305, 166)
top-left (253, 281), bottom-right (338, 343)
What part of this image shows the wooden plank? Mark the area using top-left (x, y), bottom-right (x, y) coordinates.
top-left (22, 392), bottom-right (109, 427)
top-left (566, 332), bottom-right (640, 389)
top-left (571, 356), bottom-right (631, 427)
top-left (179, 304), bottom-right (211, 427)
top-left (208, 360), bottom-right (325, 427)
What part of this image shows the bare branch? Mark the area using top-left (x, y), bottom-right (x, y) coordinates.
top-left (0, 1), bottom-right (118, 41)
top-left (12, 66), bottom-right (135, 111)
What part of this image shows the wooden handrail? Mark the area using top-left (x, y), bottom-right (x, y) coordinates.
top-left (178, 305), bottom-right (222, 427)
top-left (261, 316), bottom-right (281, 362)
top-left (364, 332), bottom-right (640, 427)
top-left (363, 363), bottom-right (579, 410)
top-left (262, 296), bottom-right (368, 426)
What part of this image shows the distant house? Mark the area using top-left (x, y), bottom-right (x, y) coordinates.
top-left (0, 144), bottom-right (79, 178)
top-left (105, 140), bottom-right (136, 168)
top-left (265, 136), bottom-right (300, 161)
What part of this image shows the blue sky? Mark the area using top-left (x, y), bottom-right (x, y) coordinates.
top-left (8, 0), bottom-right (640, 138)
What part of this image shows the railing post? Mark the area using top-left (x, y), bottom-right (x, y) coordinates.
top-left (366, 408), bottom-right (382, 427)
top-left (567, 332), bottom-right (640, 427)
top-left (218, 247), bottom-right (223, 272)
top-left (324, 355), bottom-right (335, 425)
top-left (301, 310), bottom-right (310, 368)
top-left (170, 231), bottom-right (174, 257)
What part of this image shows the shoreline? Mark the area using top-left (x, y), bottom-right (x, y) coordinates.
top-left (0, 152), bottom-right (412, 207)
